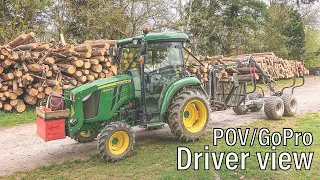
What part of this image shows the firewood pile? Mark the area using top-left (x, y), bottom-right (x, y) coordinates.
top-left (0, 33), bottom-right (310, 113)
top-left (0, 32), bottom-right (117, 112)
top-left (186, 52), bottom-right (309, 85)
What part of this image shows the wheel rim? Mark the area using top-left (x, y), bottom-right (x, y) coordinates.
top-left (183, 100), bottom-right (207, 133)
top-left (108, 131), bottom-right (130, 155)
top-left (276, 102), bottom-right (284, 116)
top-left (80, 131), bottom-right (91, 138)
top-left (290, 99), bottom-right (297, 110)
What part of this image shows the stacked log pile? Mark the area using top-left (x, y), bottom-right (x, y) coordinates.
top-left (0, 32), bottom-right (117, 112)
top-left (0, 33), bottom-right (310, 113)
top-left (186, 52), bottom-right (309, 85)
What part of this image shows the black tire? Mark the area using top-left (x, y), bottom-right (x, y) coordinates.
top-left (264, 96), bottom-right (284, 120)
top-left (74, 131), bottom-right (98, 143)
top-left (232, 105), bottom-right (249, 115)
top-left (248, 93), bottom-right (263, 112)
top-left (97, 122), bottom-right (135, 162)
top-left (281, 94), bottom-right (298, 116)
top-left (168, 89), bottom-right (210, 142)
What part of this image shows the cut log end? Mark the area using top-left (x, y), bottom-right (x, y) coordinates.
top-left (4, 104), bottom-right (13, 111)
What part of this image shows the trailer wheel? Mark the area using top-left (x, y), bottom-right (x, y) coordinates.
top-left (264, 96), bottom-right (284, 120)
top-left (168, 89), bottom-right (210, 142)
top-left (97, 122), bottom-right (135, 162)
top-left (281, 94), bottom-right (298, 116)
top-left (232, 105), bottom-right (249, 115)
top-left (248, 93), bottom-right (263, 112)
top-left (74, 131), bottom-right (98, 143)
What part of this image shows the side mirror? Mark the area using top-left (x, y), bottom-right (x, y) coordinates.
top-left (110, 47), bottom-right (120, 63)
top-left (109, 46), bottom-right (114, 57)
top-left (132, 38), bottom-right (141, 45)
top-left (146, 73), bottom-right (151, 84)
top-left (140, 41), bottom-right (147, 55)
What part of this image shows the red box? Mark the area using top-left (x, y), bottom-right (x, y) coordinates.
top-left (36, 116), bottom-right (66, 141)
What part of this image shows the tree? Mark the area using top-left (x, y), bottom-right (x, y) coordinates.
top-left (184, 0), bottom-right (268, 56)
top-left (0, 0), bottom-right (53, 43)
top-left (59, 0), bottom-right (129, 43)
top-left (305, 27), bottom-right (320, 67)
top-left (282, 9), bottom-right (306, 60)
top-left (261, 3), bottom-right (291, 57)
top-left (185, 0), bottom-right (225, 55)
top-left (48, 0), bottom-right (177, 43)
top-left (221, 0), bottom-right (268, 55)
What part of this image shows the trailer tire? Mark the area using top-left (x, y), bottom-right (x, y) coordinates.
top-left (232, 105), bottom-right (249, 115)
top-left (168, 89), bottom-right (210, 142)
top-left (281, 94), bottom-right (298, 116)
top-left (248, 93), bottom-right (263, 112)
top-left (264, 96), bottom-right (284, 120)
top-left (97, 122), bottom-right (135, 162)
top-left (74, 131), bottom-right (98, 143)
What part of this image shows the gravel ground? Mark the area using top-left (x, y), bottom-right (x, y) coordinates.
top-left (0, 76), bottom-right (319, 176)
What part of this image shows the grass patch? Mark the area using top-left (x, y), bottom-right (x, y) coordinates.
top-left (3, 113), bottom-right (319, 179)
top-left (0, 107), bottom-right (35, 127)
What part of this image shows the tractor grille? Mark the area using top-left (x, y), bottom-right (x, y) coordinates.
top-left (216, 81), bottom-right (246, 107)
top-left (83, 91), bottom-right (101, 120)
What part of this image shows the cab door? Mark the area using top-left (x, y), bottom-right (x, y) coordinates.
top-left (143, 42), bottom-right (185, 118)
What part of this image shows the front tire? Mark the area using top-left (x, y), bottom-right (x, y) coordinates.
top-left (97, 122), bottom-right (135, 162)
top-left (168, 89), bottom-right (210, 142)
top-left (74, 131), bottom-right (98, 143)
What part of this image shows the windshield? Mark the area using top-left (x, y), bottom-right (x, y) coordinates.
top-left (145, 42), bottom-right (183, 73)
top-left (119, 43), bottom-right (141, 73)
top-left (119, 42), bottom-right (184, 73)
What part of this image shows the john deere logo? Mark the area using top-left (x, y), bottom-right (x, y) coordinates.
top-left (98, 80), bottom-right (131, 89)
top-left (103, 88), bottom-right (113, 92)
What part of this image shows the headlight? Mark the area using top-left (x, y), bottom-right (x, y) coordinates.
top-left (82, 93), bottom-right (92, 101)
top-left (133, 39), bottom-right (139, 45)
top-left (70, 118), bottom-right (78, 126)
top-left (70, 93), bottom-right (75, 101)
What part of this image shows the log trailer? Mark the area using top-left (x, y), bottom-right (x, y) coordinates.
top-left (36, 28), bottom-right (305, 162)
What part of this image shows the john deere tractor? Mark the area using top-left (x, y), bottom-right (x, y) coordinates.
top-left (37, 28), bottom-right (304, 162)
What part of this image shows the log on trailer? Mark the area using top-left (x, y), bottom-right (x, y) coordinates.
top-left (198, 52), bottom-right (309, 81)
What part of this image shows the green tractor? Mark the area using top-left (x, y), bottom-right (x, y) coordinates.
top-left (37, 28), bottom-right (304, 162)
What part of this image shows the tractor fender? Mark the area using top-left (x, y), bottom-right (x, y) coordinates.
top-left (159, 77), bottom-right (204, 115)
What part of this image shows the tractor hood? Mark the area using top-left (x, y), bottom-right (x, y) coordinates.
top-left (70, 75), bottom-right (132, 95)
top-left (65, 74), bottom-right (134, 137)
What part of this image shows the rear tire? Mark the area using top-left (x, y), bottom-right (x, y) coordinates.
top-left (232, 105), bottom-right (249, 115)
top-left (248, 93), bottom-right (263, 112)
top-left (264, 96), bottom-right (284, 120)
top-left (281, 94), bottom-right (298, 116)
top-left (97, 122), bottom-right (135, 162)
top-left (168, 89), bottom-right (210, 142)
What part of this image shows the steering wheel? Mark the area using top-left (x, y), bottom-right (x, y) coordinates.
top-left (158, 65), bottom-right (177, 74)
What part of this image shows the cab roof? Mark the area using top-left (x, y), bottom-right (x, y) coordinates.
top-left (117, 32), bottom-right (189, 45)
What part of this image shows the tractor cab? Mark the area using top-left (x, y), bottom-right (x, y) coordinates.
top-left (117, 30), bottom-right (201, 124)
